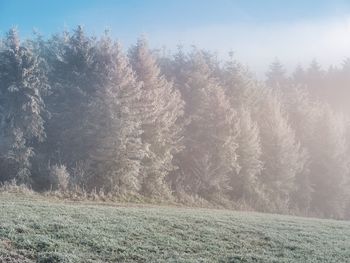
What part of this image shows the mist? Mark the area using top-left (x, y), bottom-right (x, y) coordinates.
top-left (1, 25), bottom-right (350, 220)
top-left (2, 1), bottom-right (350, 262)
top-left (149, 16), bottom-right (350, 77)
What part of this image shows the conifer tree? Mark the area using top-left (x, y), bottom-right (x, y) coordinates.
top-left (177, 51), bottom-right (239, 200)
top-left (129, 37), bottom-right (184, 198)
top-left (256, 91), bottom-right (305, 211)
top-left (90, 36), bottom-right (144, 194)
top-left (304, 60), bottom-right (326, 98)
top-left (229, 108), bottom-right (263, 206)
top-left (292, 65), bottom-right (306, 85)
top-left (220, 56), bottom-right (264, 206)
top-left (309, 106), bottom-right (350, 218)
top-left (266, 58), bottom-right (288, 89)
top-left (45, 26), bottom-right (97, 170)
top-left (0, 28), bottom-right (48, 184)
top-left (281, 86), bottom-right (314, 213)
top-left (222, 54), bottom-right (261, 113)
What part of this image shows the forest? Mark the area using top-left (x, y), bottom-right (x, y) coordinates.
top-left (1, 26), bottom-right (350, 220)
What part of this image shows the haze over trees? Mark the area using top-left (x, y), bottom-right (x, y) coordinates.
top-left (1, 27), bottom-right (350, 219)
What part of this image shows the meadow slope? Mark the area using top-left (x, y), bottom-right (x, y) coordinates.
top-left (0, 193), bottom-right (349, 263)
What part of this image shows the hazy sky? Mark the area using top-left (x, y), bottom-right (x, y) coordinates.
top-left (1, 0), bottom-right (350, 76)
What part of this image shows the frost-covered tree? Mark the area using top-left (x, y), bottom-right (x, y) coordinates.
top-left (281, 87), bottom-right (314, 213)
top-left (129, 37), bottom-right (184, 198)
top-left (229, 108), bottom-right (264, 206)
top-left (44, 26), bottom-right (97, 169)
top-left (266, 58), bottom-right (288, 89)
top-left (304, 60), bottom-right (326, 98)
top-left (292, 65), bottom-right (306, 85)
top-left (256, 91), bottom-right (305, 211)
top-left (221, 54), bottom-right (261, 113)
top-left (90, 36), bottom-right (144, 194)
top-left (220, 57), bottom-right (264, 206)
top-left (0, 28), bottom-right (48, 184)
top-left (176, 51), bottom-right (239, 200)
top-left (309, 106), bottom-right (350, 218)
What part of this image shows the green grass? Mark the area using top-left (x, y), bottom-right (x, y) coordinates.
top-left (0, 193), bottom-right (349, 262)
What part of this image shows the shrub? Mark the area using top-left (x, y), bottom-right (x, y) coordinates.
top-left (48, 165), bottom-right (70, 191)
top-left (0, 179), bottom-right (33, 194)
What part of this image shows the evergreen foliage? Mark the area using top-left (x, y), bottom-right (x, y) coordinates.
top-left (0, 27), bottom-right (349, 218)
top-left (0, 28), bottom-right (48, 184)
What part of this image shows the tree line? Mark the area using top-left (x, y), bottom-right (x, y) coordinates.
top-left (0, 27), bottom-right (349, 219)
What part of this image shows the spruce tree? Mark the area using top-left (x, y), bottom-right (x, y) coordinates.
top-left (90, 36), bottom-right (144, 194)
top-left (266, 58), bottom-right (288, 89)
top-left (229, 108), bottom-right (263, 206)
top-left (292, 65), bottom-right (306, 85)
top-left (256, 91), bottom-right (305, 211)
top-left (0, 28), bottom-right (48, 184)
top-left (44, 26), bottom-right (97, 172)
top-left (177, 50), bottom-right (239, 200)
top-left (309, 106), bottom-right (350, 218)
top-left (221, 54), bottom-right (261, 112)
top-left (129, 37), bottom-right (184, 198)
top-left (282, 86), bottom-right (313, 213)
top-left (304, 60), bottom-right (326, 99)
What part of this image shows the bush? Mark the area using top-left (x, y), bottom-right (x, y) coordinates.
top-left (48, 165), bottom-right (70, 191)
top-left (0, 179), bottom-right (33, 194)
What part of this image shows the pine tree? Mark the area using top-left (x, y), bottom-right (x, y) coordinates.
top-left (220, 56), bottom-right (264, 206)
top-left (176, 50), bottom-right (239, 200)
top-left (292, 65), bottom-right (306, 85)
top-left (282, 86), bottom-right (314, 213)
top-left (309, 106), bottom-right (350, 218)
top-left (266, 58), bottom-right (288, 89)
top-left (0, 28), bottom-right (48, 184)
top-left (305, 60), bottom-right (326, 99)
top-left (222, 54), bottom-right (261, 112)
top-left (44, 26), bottom-right (97, 171)
top-left (334, 59), bottom-right (350, 114)
top-left (90, 36), bottom-right (144, 194)
top-left (229, 108), bottom-right (263, 206)
top-left (129, 37), bottom-right (184, 198)
top-left (161, 45), bottom-right (189, 85)
top-left (256, 91), bottom-right (305, 211)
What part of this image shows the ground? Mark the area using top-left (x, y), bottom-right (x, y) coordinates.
top-left (0, 193), bottom-right (349, 262)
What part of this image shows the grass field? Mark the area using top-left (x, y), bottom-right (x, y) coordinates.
top-left (0, 193), bottom-right (349, 262)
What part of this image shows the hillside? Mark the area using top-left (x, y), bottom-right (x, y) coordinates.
top-left (0, 193), bottom-right (349, 263)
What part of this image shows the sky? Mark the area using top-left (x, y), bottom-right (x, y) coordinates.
top-left (1, 0), bottom-right (350, 76)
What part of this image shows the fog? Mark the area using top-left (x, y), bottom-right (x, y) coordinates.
top-left (149, 16), bottom-right (350, 76)
top-left (1, 1), bottom-right (350, 222)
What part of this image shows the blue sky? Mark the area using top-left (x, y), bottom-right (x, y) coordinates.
top-left (1, 0), bottom-right (350, 75)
